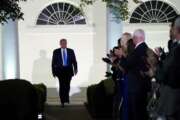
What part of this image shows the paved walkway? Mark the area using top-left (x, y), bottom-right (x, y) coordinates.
top-left (45, 104), bottom-right (93, 120)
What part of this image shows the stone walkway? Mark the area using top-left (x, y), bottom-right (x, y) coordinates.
top-left (45, 104), bottom-right (93, 120)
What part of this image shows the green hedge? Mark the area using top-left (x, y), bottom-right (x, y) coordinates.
top-left (86, 79), bottom-right (115, 118)
top-left (33, 83), bottom-right (47, 113)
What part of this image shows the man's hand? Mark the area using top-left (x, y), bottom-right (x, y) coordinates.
top-left (154, 47), bottom-right (164, 57)
top-left (74, 70), bottom-right (78, 75)
top-left (154, 47), bottom-right (160, 56)
top-left (114, 48), bottom-right (123, 58)
top-left (53, 74), bottom-right (56, 78)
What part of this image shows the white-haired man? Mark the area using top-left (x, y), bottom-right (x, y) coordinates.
top-left (120, 29), bottom-right (150, 120)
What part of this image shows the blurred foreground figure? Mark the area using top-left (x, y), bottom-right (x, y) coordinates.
top-left (156, 16), bottom-right (180, 120)
top-left (0, 79), bottom-right (38, 120)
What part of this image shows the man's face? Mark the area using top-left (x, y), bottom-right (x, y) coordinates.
top-left (174, 27), bottom-right (180, 40)
top-left (169, 24), bottom-right (175, 40)
top-left (60, 40), bottom-right (67, 48)
top-left (133, 36), bottom-right (137, 45)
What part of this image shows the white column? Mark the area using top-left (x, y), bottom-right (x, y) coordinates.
top-left (107, 8), bottom-right (123, 51)
top-left (2, 20), bottom-right (20, 79)
top-left (106, 8), bottom-right (123, 71)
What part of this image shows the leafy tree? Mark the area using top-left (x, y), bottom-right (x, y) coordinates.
top-left (80, 0), bottom-right (141, 21)
top-left (0, 0), bottom-right (27, 24)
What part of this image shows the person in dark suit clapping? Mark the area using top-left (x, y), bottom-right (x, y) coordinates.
top-left (52, 39), bottom-right (78, 107)
top-left (156, 16), bottom-right (180, 120)
top-left (120, 29), bottom-right (150, 120)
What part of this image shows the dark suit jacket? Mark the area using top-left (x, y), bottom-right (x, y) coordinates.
top-left (52, 48), bottom-right (77, 77)
top-left (157, 43), bottom-right (180, 88)
top-left (120, 42), bottom-right (150, 93)
top-left (156, 43), bottom-right (180, 116)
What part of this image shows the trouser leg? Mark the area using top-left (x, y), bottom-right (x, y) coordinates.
top-left (128, 92), bottom-right (148, 120)
top-left (58, 76), bottom-right (72, 104)
top-left (64, 76), bottom-right (71, 102)
top-left (58, 78), bottom-right (65, 104)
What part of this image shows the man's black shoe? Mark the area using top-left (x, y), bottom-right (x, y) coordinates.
top-left (61, 103), bottom-right (65, 108)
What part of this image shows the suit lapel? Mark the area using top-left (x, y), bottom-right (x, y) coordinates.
top-left (59, 48), bottom-right (63, 64)
top-left (66, 48), bottom-right (69, 64)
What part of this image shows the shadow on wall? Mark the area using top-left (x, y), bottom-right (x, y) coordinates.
top-left (32, 50), bottom-right (54, 87)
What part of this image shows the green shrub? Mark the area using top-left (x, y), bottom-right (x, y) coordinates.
top-left (33, 83), bottom-right (47, 113)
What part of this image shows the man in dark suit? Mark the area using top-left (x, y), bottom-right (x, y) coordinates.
top-left (120, 29), bottom-right (150, 120)
top-left (156, 16), bottom-right (180, 120)
top-left (52, 39), bottom-right (78, 107)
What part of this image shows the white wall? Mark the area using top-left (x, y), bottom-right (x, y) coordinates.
top-left (123, 0), bottom-right (180, 51)
top-left (128, 0), bottom-right (180, 16)
top-left (123, 23), bottom-right (170, 51)
top-left (87, 1), bottom-right (107, 86)
top-left (18, 0), bottom-right (107, 88)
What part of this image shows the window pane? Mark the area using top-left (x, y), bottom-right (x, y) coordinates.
top-left (37, 2), bottom-right (86, 25)
top-left (130, 0), bottom-right (178, 23)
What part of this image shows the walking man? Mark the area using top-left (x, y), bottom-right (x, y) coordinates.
top-left (52, 39), bottom-right (78, 107)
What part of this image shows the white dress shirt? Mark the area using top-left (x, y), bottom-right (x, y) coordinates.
top-left (135, 41), bottom-right (144, 49)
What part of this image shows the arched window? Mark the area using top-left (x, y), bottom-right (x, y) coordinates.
top-left (130, 0), bottom-right (178, 23)
top-left (36, 2), bottom-right (86, 25)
